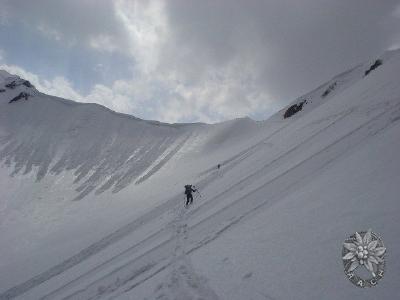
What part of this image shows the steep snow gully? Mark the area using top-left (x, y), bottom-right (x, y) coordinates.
top-left (1, 50), bottom-right (400, 299)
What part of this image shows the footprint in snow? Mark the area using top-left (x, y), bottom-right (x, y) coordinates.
top-left (153, 203), bottom-right (219, 300)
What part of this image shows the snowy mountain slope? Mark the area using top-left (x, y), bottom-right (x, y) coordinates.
top-left (1, 50), bottom-right (400, 299)
top-left (0, 72), bottom-right (268, 295)
top-left (0, 75), bottom-right (189, 199)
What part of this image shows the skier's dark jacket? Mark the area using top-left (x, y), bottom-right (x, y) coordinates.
top-left (184, 185), bottom-right (196, 195)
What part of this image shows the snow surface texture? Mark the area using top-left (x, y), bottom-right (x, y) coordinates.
top-left (0, 50), bottom-right (399, 299)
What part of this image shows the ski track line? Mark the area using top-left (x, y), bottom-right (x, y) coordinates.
top-left (197, 103), bottom-right (357, 199)
top-left (24, 177), bottom-right (222, 300)
top-left (61, 205), bottom-right (219, 300)
top-left (3, 102), bottom-right (398, 300)
top-left (191, 97), bottom-right (400, 221)
top-left (41, 225), bottom-right (171, 299)
top-left (38, 176), bottom-right (227, 299)
top-left (197, 121), bottom-right (288, 177)
top-left (155, 205), bottom-right (219, 300)
top-left (197, 81), bottom-right (359, 179)
top-left (185, 102), bottom-right (400, 253)
top-left (110, 205), bottom-right (219, 300)
top-left (192, 108), bottom-right (352, 217)
top-left (189, 107), bottom-right (356, 218)
top-left (55, 208), bottom-right (186, 300)
top-left (0, 195), bottom-right (180, 300)
top-left (198, 98), bottom-right (319, 178)
top-left (47, 105), bottom-right (399, 300)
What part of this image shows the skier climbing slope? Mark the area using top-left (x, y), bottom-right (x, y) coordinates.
top-left (184, 185), bottom-right (197, 207)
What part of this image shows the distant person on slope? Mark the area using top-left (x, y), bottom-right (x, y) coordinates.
top-left (184, 184), bottom-right (197, 207)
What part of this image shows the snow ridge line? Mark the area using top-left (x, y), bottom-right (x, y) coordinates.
top-left (47, 104), bottom-right (400, 299)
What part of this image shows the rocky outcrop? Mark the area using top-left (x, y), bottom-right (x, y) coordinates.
top-left (283, 99), bottom-right (307, 119)
top-left (365, 59), bottom-right (382, 76)
top-left (5, 79), bottom-right (34, 89)
top-left (9, 92), bottom-right (30, 103)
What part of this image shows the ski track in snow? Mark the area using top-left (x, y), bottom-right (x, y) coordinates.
top-left (148, 204), bottom-right (219, 300)
top-left (2, 98), bottom-right (400, 299)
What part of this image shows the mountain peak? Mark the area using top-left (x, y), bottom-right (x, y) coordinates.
top-left (0, 70), bottom-right (37, 101)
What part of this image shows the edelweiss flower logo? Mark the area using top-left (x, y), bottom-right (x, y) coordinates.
top-left (342, 229), bottom-right (386, 288)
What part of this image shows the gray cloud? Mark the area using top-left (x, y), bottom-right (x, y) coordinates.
top-left (2, 0), bottom-right (129, 50)
top-left (163, 0), bottom-right (400, 102)
top-left (1, 0), bottom-right (400, 122)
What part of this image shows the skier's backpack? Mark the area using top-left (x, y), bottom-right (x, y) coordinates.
top-left (184, 185), bottom-right (192, 194)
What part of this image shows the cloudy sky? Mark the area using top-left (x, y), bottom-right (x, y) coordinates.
top-left (1, 0), bottom-right (399, 123)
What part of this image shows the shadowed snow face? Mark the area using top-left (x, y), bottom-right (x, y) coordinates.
top-left (0, 77), bottom-right (193, 200)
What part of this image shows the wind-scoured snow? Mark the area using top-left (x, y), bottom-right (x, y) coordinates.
top-left (0, 50), bottom-right (400, 300)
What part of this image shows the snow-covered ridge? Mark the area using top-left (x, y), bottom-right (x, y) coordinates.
top-left (0, 77), bottom-right (263, 200)
top-left (0, 70), bottom-right (268, 201)
top-left (0, 50), bottom-right (396, 200)
top-left (278, 49), bottom-right (400, 121)
top-left (0, 89), bottom-right (190, 200)
top-left (0, 71), bottom-right (38, 104)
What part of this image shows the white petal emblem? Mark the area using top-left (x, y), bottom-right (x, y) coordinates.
top-left (342, 229), bottom-right (386, 288)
